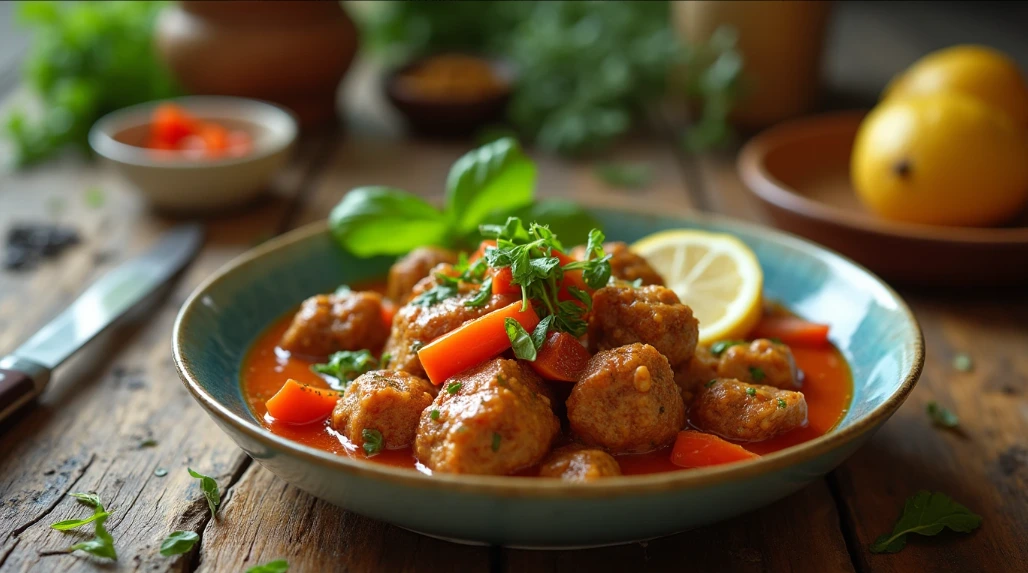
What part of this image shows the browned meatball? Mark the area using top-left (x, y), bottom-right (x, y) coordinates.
top-left (588, 284), bottom-right (699, 366)
top-left (382, 279), bottom-right (516, 376)
top-left (332, 370), bottom-right (436, 451)
top-left (280, 290), bottom-right (389, 357)
top-left (415, 359), bottom-right (559, 475)
top-left (691, 378), bottom-right (807, 442)
top-left (572, 242), bottom-right (664, 286)
top-left (568, 343), bottom-right (685, 454)
top-left (716, 339), bottom-right (800, 389)
top-left (538, 445), bottom-right (622, 481)
top-left (387, 247), bottom-right (458, 305)
top-left (673, 345), bottom-right (719, 404)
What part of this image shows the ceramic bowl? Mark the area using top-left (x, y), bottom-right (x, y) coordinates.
top-left (173, 208), bottom-right (923, 548)
top-left (89, 96), bottom-right (297, 213)
top-left (383, 55), bottom-right (515, 137)
top-left (738, 111), bottom-right (1028, 287)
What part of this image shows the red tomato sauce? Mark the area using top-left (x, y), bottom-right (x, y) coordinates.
top-left (241, 310), bottom-right (853, 475)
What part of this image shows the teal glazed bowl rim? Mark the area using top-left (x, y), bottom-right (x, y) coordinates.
top-left (172, 207), bottom-right (924, 499)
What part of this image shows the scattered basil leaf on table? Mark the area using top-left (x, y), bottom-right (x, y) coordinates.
top-left (870, 491), bottom-right (982, 554)
top-left (505, 317), bottom-right (537, 361)
top-left (926, 401), bottom-right (960, 429)
top-left (329, 186), bottom-right (452, 257)
top-left (445, 137), bottom-right (536, 235)
top-left (139, 438), bottom-right (158, 448)
top-left (247, 560), bottom-right (289, 573)
top-left (51, 510), bottom-right (110, 531)
top-left (187, 468), bottom-right (221, 517)
top-left (312, 350), bottom-right (381, 390)
top-left (594, 162), bottom-right (653, 189)
top-left (68, 492), bottom-right (103, 508)
top-left (54, 492), bottom-right (117, 560)
top-left (952, 352), bottom-right (974, 372)
top-left (159, 530), bottom-right (199, 557)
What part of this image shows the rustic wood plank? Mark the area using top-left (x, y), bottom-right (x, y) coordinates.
top-left (504, 481), bottom-right (854, 573)
top-left (0, 126), bottom-right (332, 572)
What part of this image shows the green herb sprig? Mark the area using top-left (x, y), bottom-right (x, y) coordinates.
top-left (187, 468), bottom-right (221, 517)
top-left (312, 350), bottom-right (385, 390)
top-left (51, 492), bottom-right (117, 560)
top-left (870, 491), bottom-right (981, 553)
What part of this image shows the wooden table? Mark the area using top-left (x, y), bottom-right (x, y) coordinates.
top-left (1, 7), bottom-right (1026, 573)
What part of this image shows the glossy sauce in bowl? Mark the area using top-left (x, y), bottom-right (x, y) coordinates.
top-left (241, 310), bottom-right (853, 476)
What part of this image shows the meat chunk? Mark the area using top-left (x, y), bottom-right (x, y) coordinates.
top-left (571, 241), bottom-right (664, 286)
top-left (538, 445), bottom-right (622, 481)
top-left (673, 344), bottom-right (719, 404)
top-left (387, 247), bottom-right (458, 305)
top-left (691, 378), bottom-right (807, 442)
top-left (280, 290), bottom-right (389, 357)
top-left (716, 339), bottom-right (801, 389)
top-left (588, 284), bottom-right (699, 366)
top-left (382, 279), bottom-right (516, 376)
top-left (332, 370), bottom-right (436, 451)
top-left (568, 343), bottom-right (685, 454)
top-left (415, 359), bottom-right (559, 475)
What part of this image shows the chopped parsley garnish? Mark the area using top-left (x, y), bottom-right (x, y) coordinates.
top-left (430, 409), bottom-right (440, 421)
top-left (710, 340), bottom-right (746, 357)
top-left (481, 218), bottom-right (610, 342)
top-left (749, 367), bottom-right (765, 382)
top-left (447, 382), bottom-right (462, 394)
top-left (926, 401), bottom-right (959, 429)
top-left (491, 433), bottom-right (502, 452)
top-left (362, 429), bottom-right (384, 456)
top-left (870, 491), bottom-right (981, 553)
top-left (188, 468), bottom-right (221, 517)
top-left (776, 398), bottom-right (787, 409)
top-left (411, 253), bottom-right (490, 308)
top-left (160, 530), bottom-right (199, 556)
top-left (311, 350), bottom-right (382, 390)
top-left (705, 379), bottom-right (718, 388)
top-left (746, 387), bottom-right (756, 397)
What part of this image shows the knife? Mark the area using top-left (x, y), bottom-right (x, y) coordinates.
top-left (0, 222), bottom-right (204, 422)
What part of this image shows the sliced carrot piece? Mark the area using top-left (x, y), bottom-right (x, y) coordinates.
top-left (490, 266), bottom-right (520, 295)
top-left (150, 103), bottom-right (198, 146)
top-left (528, 331), bottom-right (590, 382)
top-left (670, 430), bottom-right (759, 469)
top-left (418, 299), bottom-right (538, 385)
top-left (751, 317), bottom-right (830, 347)
top-left (265, 379), bottom-right (340, 425)
top-left (469, 240), bottom-right (497, 263)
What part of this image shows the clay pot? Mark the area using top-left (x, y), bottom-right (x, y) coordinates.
top-left (155, 1), bottom-right (359, 127)
top-left (674, 1), bottom-right (832, 129)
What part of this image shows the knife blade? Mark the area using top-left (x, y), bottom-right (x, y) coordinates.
top-left (0, 222), bottom-right (204, 422)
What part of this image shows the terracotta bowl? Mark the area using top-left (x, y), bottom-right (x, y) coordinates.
top-left (384, 55), bottom-right (515, 138)
top-left (738, 111), bottom-right (1028, 287)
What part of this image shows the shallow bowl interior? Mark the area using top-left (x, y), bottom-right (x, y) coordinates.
top-left (174, 208), bottom-right (923, 546)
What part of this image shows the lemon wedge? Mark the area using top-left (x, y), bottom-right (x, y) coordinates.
top-left (631, 229), bottom-right (763, 344)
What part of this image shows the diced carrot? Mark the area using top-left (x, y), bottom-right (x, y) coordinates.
top-left (553, 250), bottom-right (591, 304)
top-left (490, 266), bottom-right (520, 295)
top-left (264, 379), bottom-right (340, 425)
top-left (670, 431), bottom-right (759, 469)
top-left (751, 316), bottom-right (831, 347)
top-left (150, 103), bottom-right (198, 146)
top-left (418, 299), bottom-right (538, 384)
top-left (528, 331), bottom-right (590, 382)
top-left (200, 124), bottom-right (229, 155)
top-left (469, 240), bottom-right (497, 263)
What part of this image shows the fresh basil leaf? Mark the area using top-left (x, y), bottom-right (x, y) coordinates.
top-left (187, 468), bottom-right (221, 517)
top-left (160, 530), bottom-right (199, 556)
top-left (445, 138), bottom-right (536, 235)
top-left (465, 276), bottom-right (493, 308)
top-left (312, 350), bottom-right (379, 390)
top-left (68, 492), bottom-right (102, 509)
top-left (505, 317), bottom-right (537, 361)
top-left (594, 162), bottom-right (653, 189)
top-left (362, 429), bottom-right (383, 456)
top-left (330, 186), bottom-right (451, 257)
top-left (51, 510), bottom-right (109, 531)
top-left (926, 402), bottom-right (959, 429)
top-left (870, 491), bottom-right (982, 554)
top-left (247, 560), bottom-right (289, 573)
top-left (531, 315), bottom-right (555, 350)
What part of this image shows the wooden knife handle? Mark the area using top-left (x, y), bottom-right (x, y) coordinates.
top-left (0, 358), bottom-right (49, 423)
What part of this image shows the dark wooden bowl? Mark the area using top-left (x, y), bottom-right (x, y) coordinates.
top-left (383, 55), bottom-right (515, 138)
top-left (738, 111), bottom-right (1028, 287)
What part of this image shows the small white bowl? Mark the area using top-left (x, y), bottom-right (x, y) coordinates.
top-left (89, 96), bottom-right (298, 212)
